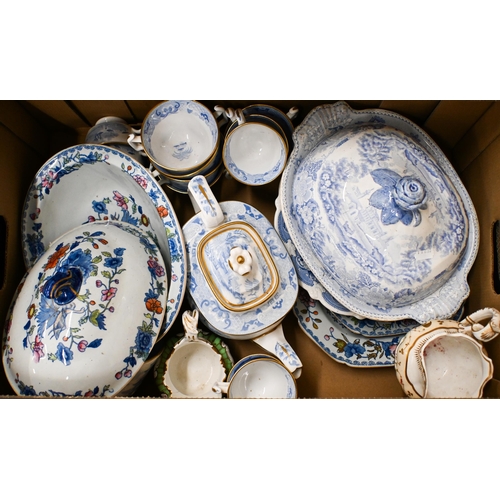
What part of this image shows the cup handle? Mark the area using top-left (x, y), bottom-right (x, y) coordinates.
top-left (252, 323), bottom-right (302, 378)
top-left (127, 131), bottom-right (144, 152)
top-left (182, 309), bottom-right (200, 341)
top-left (460, 307), bottom-right (500, 342)
top-left (213, 105), bottom-right (229, 128)
top-left (187, 175), bottom-right (224, 229)
top-left (212, 381), bottom-right (229, 394)
top-left (287, 107), bottom-right (299, 121)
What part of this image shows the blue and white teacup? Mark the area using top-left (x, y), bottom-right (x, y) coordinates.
top-left (222, 109), bottom-right (288, 186)
top-left (128, 100), bottom-right (228, 177)
top-left (212, 354), bottom-right (298, 399)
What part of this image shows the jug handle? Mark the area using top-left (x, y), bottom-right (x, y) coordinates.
top-left (460, 307), bottom-right (500, 342)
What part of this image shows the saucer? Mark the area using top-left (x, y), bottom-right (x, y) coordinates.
top-left (293, 289), bottom-right (401, 367)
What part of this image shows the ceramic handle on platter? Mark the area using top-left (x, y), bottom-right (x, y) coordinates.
top-left (187, 175), bottom-right (224, 229)
top-left (252, 322), bottom-right (303, 378)
top-left (460, 307), bottom-right (500, 342)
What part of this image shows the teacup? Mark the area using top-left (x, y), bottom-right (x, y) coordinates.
top-left (128, 100), bottom-right (227, 177)
top-left (213, 354), bottom-right (297, 399)
top-left (395, 307), bottom-right (500, 398)
top-left (154, 309), bottom-right (233, 398)
top-left (222, 110), bottom-right (288, 186)
top-left (85, 116), bottom-right (136, 145)
top-left (242, 104), bottom-right (298, 150)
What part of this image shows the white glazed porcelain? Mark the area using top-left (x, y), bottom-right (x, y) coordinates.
top-left (2, 221), bottom-right (168, 397)
top-left (128, 100), bottom-right (226, 176)
top-left (183, 175), bottom-right (302, 376)
top-left (274, 192), bottom-right (365, 319)
top-left (213, 354), bottom-right (297, 398)
top-left (154, 310), bottom-right (233, 398)
top-left (223, 111), bottom-right (288, 186)
top-left (157, 162), bottom-right (223, 194)
top-left (394, 308), bottom-right (500, 398)
top-left (294, 289), bottom-right (402, 368)
top-left (85, 116), bottom-right (135, 145)
top-left (280, 101), bottom-right (479, 323)
top-left (21, 144), bottom-right (187, 339)
top-left (242, 104), bottom-right (298, 152)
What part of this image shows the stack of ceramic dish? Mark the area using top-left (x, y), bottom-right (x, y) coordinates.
top-left (222, 105), bottom-right (298, 186)
top-left (126, 100), bottom-right (228, 194)
top-left (2, 144), bottom-right (187, 397)
top-left (85, 116), bottom-right (150, 168)
top-left (276, 101), bottom-right (479, 368)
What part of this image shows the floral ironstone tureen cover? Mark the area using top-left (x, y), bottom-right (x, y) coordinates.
top-left (280, 102), bottom-right (479, 323)
top-left (2, 221), bottom-right (168, 397)
top-left (21, 144), bottom-right (186, 338)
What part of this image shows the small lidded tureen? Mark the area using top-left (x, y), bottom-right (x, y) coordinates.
top-left (183, 175), bottom-right (302, 376)
top-left (2, 221), bottom-right (169, 397)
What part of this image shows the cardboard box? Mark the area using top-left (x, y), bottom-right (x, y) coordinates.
top-left (1, 99), bottom-right (499, 398)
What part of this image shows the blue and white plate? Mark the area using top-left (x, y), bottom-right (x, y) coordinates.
top-left (183, 200), bottom-right (298, 340)
top-left (294, 289), bottom-right (401, 368)
top-left (274, 194), bottom-right (364, 319)
top-left (280, 101), bottom-right (479, 323)
top-left (21, 144), bottom-right (187, 337)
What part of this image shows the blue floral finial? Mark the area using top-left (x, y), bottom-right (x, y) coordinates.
top-left (368, 168), bottom-right (427, 227)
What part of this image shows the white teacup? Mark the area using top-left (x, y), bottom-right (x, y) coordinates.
top-left (155, 310), bottom-right (233, 398)
top-left (222, 110), bottom-right (288, 186)
top-left (213, 354), bottom-right (297, 399)
top-left (128, 101), bottom-right (227, 176)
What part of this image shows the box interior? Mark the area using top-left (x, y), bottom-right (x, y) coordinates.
top-left (1, 99), bottom-right (500, 398)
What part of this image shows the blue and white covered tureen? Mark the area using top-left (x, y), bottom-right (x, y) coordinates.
top-left (279, 102), bottom-right (479, 323)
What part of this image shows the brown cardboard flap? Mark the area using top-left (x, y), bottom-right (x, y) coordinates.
top-left (379, 100), bottom-right (439, 125)
top-left (70, 100), bottom-right (137, 126)
top-left (453, 101), bottom-right (500, 173)
top-left (24, 100), bottom-right (90, 129)
top-left (424, 100), bottom-right (494, 153)
top-left (0, 101), bottom-right (49, 158)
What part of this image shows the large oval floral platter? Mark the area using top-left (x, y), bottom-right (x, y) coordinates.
top-left (280, 101), bottom-right (479, 323)
top-left (2, 221), bottom-right (168, 397)
top-left (21, 144), bottom-right (186, 336)
top-left (294, 289), bottom-right (401, 368)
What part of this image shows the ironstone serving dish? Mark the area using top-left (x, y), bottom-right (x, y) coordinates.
top-left (21, 144), bottom-right (187, 338)
top-left (279, 101), bottom-right (479, 323)
top-left (2, 221), bottom-right (168, 397)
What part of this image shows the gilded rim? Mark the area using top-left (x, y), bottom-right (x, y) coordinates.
top-left (141, 100), bottom-right (219, 173)
top-left (222, 121), bottom-right (289, 186)
top-left (154, 331), bottom-right (234, 398)
top-left (227, 356), bottom-right (298, 399)
top-left (196, 220), bottom-right (280, 312)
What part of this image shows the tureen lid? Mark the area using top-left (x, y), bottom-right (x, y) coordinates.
top-left (280, 102), bottom-right (479, 322)
top-left (2, 221), bottom-right (168, 397)
top-left (183, 176), bottom-right (298, 339)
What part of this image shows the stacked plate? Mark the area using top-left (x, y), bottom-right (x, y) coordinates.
top-left (276, 102), bottom-right (479, 366)
top-left (2, 144), bottom-right (187, 396)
